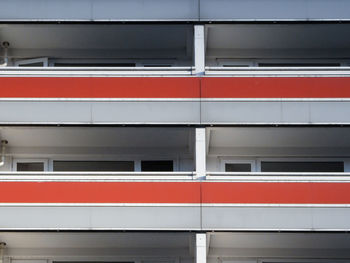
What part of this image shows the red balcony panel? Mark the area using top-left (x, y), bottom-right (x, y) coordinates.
top-left (0, 77), bottom-right (200, 98)
top-left (202, 182), bottom-right (350, 204)
top-left (2, 77), bottom-right (350, 99)
top-left (1, 181), bottom-right (350, 204)
top-left (201, 77), bottom-right (350, 98)
top-left (0, 182), bottom-right (201, 203)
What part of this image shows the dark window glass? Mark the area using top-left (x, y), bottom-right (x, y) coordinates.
top-left (143, 64), bottom-right (172, 67)
top-left (141, 160), bottom-right (173, 172)
top-left (258, 63), bottom-right (340, 67)
top-left (17, 162), bottom-right (44, 171)
top-left (53, 161), bottom-right (134, 172)
top-left (261, 162), bottom-right (344, 172)
top-left (19, 62), bottom-right (44, 67)
top-left (225, 163), bottom-right (251, 172)
top-left (223, 64), bottom-right (250, 67)
top-left (54, 63), bottom-right (136, 67)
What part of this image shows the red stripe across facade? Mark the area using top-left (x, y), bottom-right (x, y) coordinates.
top-left (201, 77), bottom-right (350, 98)
top-left (201, 182), bottom-right (350, 204)
top-left (0, 181), bottom-right (350, 204)
top-left (0, 77), bottom-right (200, 98)
top-left (0, 182), bottom-right (200, 203)
top-left (1, 77), bottom-right (350, 98)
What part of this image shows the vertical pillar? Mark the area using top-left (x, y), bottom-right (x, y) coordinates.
top-left (196, 128), bottom-right (206, 178)
top-left (194, 25), bottom-right (205, 75)
top-left (196, 234), bottom-right (207, 263)
top-left (0, 242), bottom-right (6, 263)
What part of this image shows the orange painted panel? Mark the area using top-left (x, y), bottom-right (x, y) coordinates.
top-left (0, 182), bottom-right (201, 203)
top-left (2, 77), bottom-right (350, 98)
top-left (1, 181), bottom-right (350, 204)
top-left (0, 77), bottom-right (200, 98)
top-left (201, 77), bottom-right (350, 98)
top-left (202, 182), bottom-right (350, 204)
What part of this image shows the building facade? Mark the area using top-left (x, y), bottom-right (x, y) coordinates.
top-left (1, 1), bottom-right (350, 263)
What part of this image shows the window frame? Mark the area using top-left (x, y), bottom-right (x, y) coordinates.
top-left (220, 158), bottom-right (257, 172)
top-left (257, 157), bottom-right (349, 172)
top-left (14, 57), bottom-right (49, 67)
top-left (12, 158), bottom-right (49, 172)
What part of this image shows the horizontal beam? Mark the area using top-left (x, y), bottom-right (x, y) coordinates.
top-left (1, 0), bottom-right (350, 21)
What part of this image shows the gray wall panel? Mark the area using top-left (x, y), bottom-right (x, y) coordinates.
top-left (201, 101), bottom-right (282, 124)
top-left (92, 0), bottom-right (199, 20)
top-left (0, 101), bottom-right (200, 124)
top-left (1, 0), bottom-right (349, 21)
top-left (202, 207), bottom-right (350, 230)
top-left (312, 208), bottom-right (350, 229)
top-left (281, 102), bottom-right (310, 123)
top-left (0, 207), bottom-right (91, 229)
top-left (90, 206), bottom-right (200, 229)
top-left (0, 206), bottom-right (201, 230)
top-left (92, 101), bottom-right (200, 124)
top-left (202, 101), bottom-right (350, 124)
top-left (0, 102), bottom-right (92, 124)
top-left (310, 102), bottom-right (350, 123)
top-left (0, 0), bottom-right (199, 21)
top-left (0, 0), bottom-right (93, 20)
top-left (200, 0), bottom-right (350, 21)
top-left (1, 101), bottom-right (349, 125)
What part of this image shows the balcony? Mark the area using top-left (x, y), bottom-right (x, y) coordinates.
top-left (0, 171), bottom-right (350, 231)
top-left (1, 23), bottom-right (350, 124)
top-left (0, 126), bottom-right (348, 230)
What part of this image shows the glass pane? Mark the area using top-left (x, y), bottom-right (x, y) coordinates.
top-left (225, 163), bottom-right (251, 172)
top-left (54, 63), bottom-right (136, 67)
top-left (17, 162), bottom-right (44, 171)
top-left (19, 62), bottom-right (44, 67)
top-left (141, 160), bottom-right (173, 172)
top-left (53, 161), bottom-right (134, 172)
top-left (261, 162), bottom-right (344, 172)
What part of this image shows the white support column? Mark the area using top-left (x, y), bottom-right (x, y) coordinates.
top-left (0, 242), bottom-right (6, 263)
top-left (194, 25), bottom-right (205, 75)
top-left (196, 128), bottom-right (206, 178)
top-left (195, 234), bottom-right (207, 263)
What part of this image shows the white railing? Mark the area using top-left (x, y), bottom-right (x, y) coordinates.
top-left (206, 172), bottom-right (350, 182)
top-left (205, 66), bottom-right (350, 76)
top-left (1, 171), bottom-right (350, 182)
top-left (0, 171), bottom-right (196, 181)
top-left (2, 66), bottom-right (350, 77)
top-left (0, 66), bottom-right (194, 76)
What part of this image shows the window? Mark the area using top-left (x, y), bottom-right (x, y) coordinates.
top-left (225, 163), bottom-right (252, 172)
top-left (14, 57), bottom-right (48, 67)
top-left (260, 161), bottom-right (344, 172)
top-left (143, 64), bottom-right (172, 67)
top-left (258, 62), bottom-right (341, 67)
top-left (53, 161), bottom-right (134, 172)
top-left (141, 160), bottom-right (173, 172)
top-left (221, 159), bottom-right (256, 172)
top-left (216, 59), bottom-right (255, 67)
top-left (13, 159), bottom-right (48, 171)
top-left (54, 63), bottom-right (136, 67)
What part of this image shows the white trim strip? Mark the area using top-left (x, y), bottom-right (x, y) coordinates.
top-left (0, 203), bottom-right (348, 208)
top-left (0, 203), bottom-right (200, 207)
top-left (206, 173), bottom-right (350, 182)
top-left (0, 67), bottom-right (193, 76)
top-left (205, 67), bottom-right (350, 77)
top-left (201, 98), bottom-right (350, 102)
top-left (0, 172), bottom-right (195, 181)
top-left (0, 98), bottom-right (201, 102)
top-left (0, 98), bottom-right (350, 102)
top-left (201, 203), bottom-right (350, 208)
top-left (0, 227), bottom-right (202, 231)
top-left (200, 228), bottom-right (350, 232)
